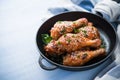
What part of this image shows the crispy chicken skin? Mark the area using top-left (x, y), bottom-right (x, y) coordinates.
top-left (88, 22), bottom-right (93, 26)
top-left (78, 26), bottom-right (100, 40)
top-left (63, 48), bottom-right (105, 66)
top-left (50, 18), bottom-right (88, 40)
top-left (45, 33), bottom-right (101, 55)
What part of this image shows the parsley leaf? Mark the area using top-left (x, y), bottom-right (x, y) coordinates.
top-left (73, 28), bottom-right (79, 33)
top-left (41, 34), bottom-right (52, 44)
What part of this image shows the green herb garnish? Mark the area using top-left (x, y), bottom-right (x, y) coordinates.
top-left (73, 28), bottom-right (79, 33)
top-left (67, 39), bottom-right (71, 43)
top-left (81, 24), bottom-right (86, 27)
top-left (60, 27), bottom-right (66, 34)
top-left (64, 34), bottom-right (67, 37)
top-left (82, 53), bottom-right (88, 59)
top-left (57, 21), bottom-right (62, 23)
top-left (100, 39), bottom-right (106, 48)
top-left (41, 34), bottom-right (52, 44)
top-left (100, 45), bottom-right (105, 48)
top-left (57, 41), bottom-right (61, 45)
top-left (82, 30), bottom-right (88, 37)
top-left (82, 30), bottom-right (87, 33)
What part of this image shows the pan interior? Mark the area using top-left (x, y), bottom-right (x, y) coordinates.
top-left (98, 28), bottom-right (110, 54)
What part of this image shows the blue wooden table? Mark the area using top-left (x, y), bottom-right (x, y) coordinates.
top-left (0, 0), bottom-right (113, 80)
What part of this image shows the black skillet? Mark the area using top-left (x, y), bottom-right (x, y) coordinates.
top-left (36, 11), bottom-right (118, 71)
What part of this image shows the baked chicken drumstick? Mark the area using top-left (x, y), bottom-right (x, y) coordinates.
top-left (50, 18), bottom-right (88, 40)
top-left (63, 48), bottom-right (105, 66)
top-left (45, 33), bottom-right (101, 55)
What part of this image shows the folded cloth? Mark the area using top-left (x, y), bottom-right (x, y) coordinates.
top-left (92, 0), bottom-right (120, 22)
top-left (48, 0), bottom-right (120, 28)
top-left (71, 0), bottom-right (94, 11)
top-left (94, 40), bottom-right (120, 80)
top-left (43, 0), bottom-right (120, 80)
top-left (96, 64), bottom-right (120, 80)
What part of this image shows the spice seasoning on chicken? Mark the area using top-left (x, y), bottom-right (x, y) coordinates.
top-left (82, 53), bottom-right (88, 59)
top-left (60, 27), bottom-right (66, 34)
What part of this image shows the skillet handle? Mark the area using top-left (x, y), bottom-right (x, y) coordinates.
top-left (38, 56), bottom-right (58, 70)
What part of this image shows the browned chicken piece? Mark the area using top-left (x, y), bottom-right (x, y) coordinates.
top-left (63, 48), bottom-right (105, 66)
top-left (88, 22), bottom-right (93, 26)
top-left (50, 18), bottom-right (88, 40)
top-left (45, 33), bottom-right (101, 55)
top-left (78, 26), bottom-right (100, 40)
